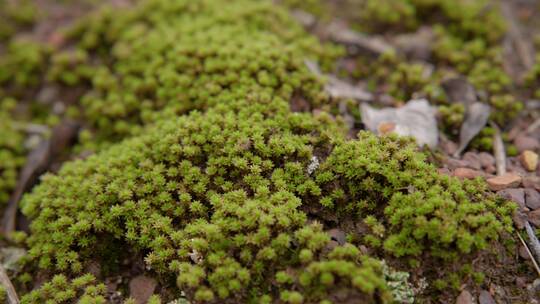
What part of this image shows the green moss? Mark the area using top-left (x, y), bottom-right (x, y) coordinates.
top-left (352, 0), bottom-right (521, 127)
top-left (438, 103), bottom-right (465, 135)
top-left (0, 98), bottom-right (26, 205)
top-left (20, 274), bottom-right (107, 304)
top-left (13, 0), bottom-right (518, 302)
top-left (0, 285), bottom-right (6, 303)
top-left (44, 0), bottom-right (341, 146)
top-left (317, 133), bottom-right (514, 259)
top-left (0, 0), bottom-right (38, 42)
top-left (0, 39), bottom-right (50, 88)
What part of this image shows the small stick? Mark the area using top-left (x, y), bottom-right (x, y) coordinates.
top-left (0, 264), bottom-right (19, 304)
top-left (517, 230), bottom-right (540, 277)
top-left (490, 122), bottom-right (506, 176)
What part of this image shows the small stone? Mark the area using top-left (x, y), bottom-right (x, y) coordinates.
top-left (456, 289), bottom-right (474, 304)
top-left (438, 168), bottom-right (451, 175)
top-left (514, 135), bottom-right (540, 152)
top-left (327, 228), bottom-right (346, 245)
top-left (456, 289), bottom-right (473, 304)
top-left (516, 277), bottom-right (527, 288)
top-left (486, 173), bottom-right (522, 191)
top-left (519, 245), bottom-right (530, 260)
top-left (527, 208), bottom-right (540, 227)
top-left (522, 176), bottom-right (540, 190)
top-left (497, 188), bottom-right (525, 209)
top-left (525, 189), bottom-right (540, 210)
top-left (446, 158), bottom-right (470, 170)
top-left (478, 290), bottom-right (496, 304)
top-left (478, 152), bottom-right (495, 168)
top-left (513, 211), bottom-right (526, 229)
top-left (462, 152), bottom-right (482, 170)
top-left (129, 275), bottom-right (157, 304)
top-left (454, 168), bottom-right (483, 179)
top-left (440, 138), bottom-right (458, 155)
top-left (485, 165), bottom-right (496, 174)
top-left (519, 150), bottom-right (539, 172)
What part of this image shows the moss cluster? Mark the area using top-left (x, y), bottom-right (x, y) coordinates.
top-left (20, 274), bottom-right (107, 304)
top-left (3, 0), bottom-right (517, 302)
top-left (0, 0), bottom-right (37, 43)
top-left (41, 0), bottom-right (340, 147)
top-left (0, 38), bottom-right (50, 91)
top-left (0, 98), bottom-right (26, 205)
top-left (351, 0), bottom-right (521, 128)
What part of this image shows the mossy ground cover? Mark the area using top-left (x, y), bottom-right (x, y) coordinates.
top-left (0, 0), bottom-right (537, 303)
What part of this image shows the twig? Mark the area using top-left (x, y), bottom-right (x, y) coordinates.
top-left (517, 230), bottom-right (540, 277)
top-left (490, 122), bottom-right (506, 176)
top-left (0, 263), bottom-right (19, 304)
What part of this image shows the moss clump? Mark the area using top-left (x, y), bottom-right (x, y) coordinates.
top-left (0, 39), bottom-right (50, 88)
top-left (351, 0), bottom-right (521, 128)
top-left (43, 0), bottom-right (341, 146)
top-left (0, 284), bottom-right (6, 303)
top-left (0, 0), bottom-right (37, 42)
top-left (0, 98), bottom-right (26, 205)
top-left (16, 0), bottom-right (516, 302)
top-left (20, 274), bottom-right (107, 304)
top-left (22, 102), bottom-right (393, 302)
top-left (317, 133), bottom-right (514, 259)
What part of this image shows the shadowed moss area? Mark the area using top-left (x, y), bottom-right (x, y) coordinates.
top-left (3, 0), bottom-right (518, 303)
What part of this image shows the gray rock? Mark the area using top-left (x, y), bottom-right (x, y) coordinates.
top-left (497, 188), bottom-right (526, 209)
top-left (456, 290), bottom-right (474, 304)
top-left (463, 152), bottom-right (482, 170)
top-left (514, 135), bottom-right (540, 153)
top-left (129, 275), bottom-right (157, 304)
top-left (525, 189), bottom-right (540, 210)
top-left (478, 152), bottom-right (495, 168)
top-left (478, 290), bottom-right (495, 304)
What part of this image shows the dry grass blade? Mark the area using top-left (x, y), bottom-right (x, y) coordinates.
top-left (517, 230), bottom-right (540, 277)
top-left (0, 263), bottom-right (19, 304)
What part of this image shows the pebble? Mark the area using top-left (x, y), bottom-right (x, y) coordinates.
top-left (486, 173), bottom-right (522, 191)
top-left (447, 158), bottom-right (470, 170)
top-left (525, 189), bottom-right (540, 210)
top-left (327, 228), bottom-right (346, 245)
top-left (497, 188), bottom-right (525, 209)
top-left (485, 165), bottom-right (496, 174)
top-left (519, 150), bottom-right (539, 172)
top-left (519, 245), bottom-right (530, 260)
top-left (478, 152), bottom-right (495, 168)
top-left (129, 275), bottom-right (157, 304)
top-left (513, 211), bottom-right (526, 229)
top-left (456, 289), bottom-right (474, 304)
top-left (514, 135), bottom-right (540, 153)
top-left (462, 152), bottom-right (482, 170)
top-left (527, 208), bottom-right (540, 227)
top-left (453, 168), bottom-right (483, 180)
top-left (478, 290), bottom-right (496, 304)
top-left (522, 176), bottom-right (540, 190)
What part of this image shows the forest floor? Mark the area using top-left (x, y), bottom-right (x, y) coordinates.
top-left (0, 0), bottom-right (540, 303)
